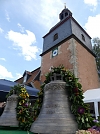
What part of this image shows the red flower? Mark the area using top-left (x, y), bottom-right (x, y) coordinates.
top-left (73, 87), bottom-right (79, 93)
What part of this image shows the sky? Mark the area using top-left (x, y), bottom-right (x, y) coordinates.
top-left (0, 0), bottom-right (100, 81)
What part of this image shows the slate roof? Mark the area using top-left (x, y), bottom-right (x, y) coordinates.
top-left (0, 79), bottom-right (39, 102)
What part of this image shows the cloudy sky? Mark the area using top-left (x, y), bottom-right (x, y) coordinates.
top-left (0, 0), bottom-right (100, 81)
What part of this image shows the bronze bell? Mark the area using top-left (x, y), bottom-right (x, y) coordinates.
top-left (30, 80), bottom-right (78, 134)
top-left (0, 93), bottom-right (19, 126)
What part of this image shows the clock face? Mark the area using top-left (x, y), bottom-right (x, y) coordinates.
top-left (52, 48), bottom-right (58, 57)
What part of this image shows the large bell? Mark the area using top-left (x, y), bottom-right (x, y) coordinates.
top-left (0, 93), bottom-right (19, 126)
top-left (30, 80), bottom-right (78, 134)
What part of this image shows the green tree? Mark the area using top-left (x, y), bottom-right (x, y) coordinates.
top-left (92, 37), bottom-right (100, 77)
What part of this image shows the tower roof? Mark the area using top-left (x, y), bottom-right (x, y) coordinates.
top-left (59, 7), bottom-right (72, 21)
top-left (41, 7), bottom-right (94, 57)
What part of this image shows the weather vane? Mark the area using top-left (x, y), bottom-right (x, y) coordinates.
top-left (64, 3), bottom-right (66, 9)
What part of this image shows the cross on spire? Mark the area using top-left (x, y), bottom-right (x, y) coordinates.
top-left (64, 3), bottom-right (66, 9)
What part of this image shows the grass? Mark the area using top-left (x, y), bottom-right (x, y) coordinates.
top-left (0, 127), bottom-right (34, 134)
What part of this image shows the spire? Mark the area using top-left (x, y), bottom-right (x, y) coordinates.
top-left (59, 6), bottom-right (72, 21)
top-left (64, 3), bottom-right (66, 9)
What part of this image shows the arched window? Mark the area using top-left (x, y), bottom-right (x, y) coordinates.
top-left (53, 33), bottom-right (58, 41)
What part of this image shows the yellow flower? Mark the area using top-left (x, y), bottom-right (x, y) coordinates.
top-left (22, 100), bottom-right (25, 103)
top-left (21, 88), bottom-right (25, 90)
top-left (22, 118), bottom-right (25, 122)
top-left (61, 68), bottom-right (66, 71)
top-left (19, 102), bottom-right (21, 105)
top-left (21, 88), bottom-right (27, 93)
top-left (19, 93), bottom-right (22, 96)
top-left (26, 93), bottom-right (29, 97)
top-left (22, 95), bottom-right (26, 99)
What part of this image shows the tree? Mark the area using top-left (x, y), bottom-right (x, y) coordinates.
top-left (92, 37), bottom-right (100, 77)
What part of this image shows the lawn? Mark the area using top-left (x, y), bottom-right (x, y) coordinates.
top-left (0, 127), bottom-right (34, 134)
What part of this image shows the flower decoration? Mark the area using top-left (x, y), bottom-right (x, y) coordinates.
top-left (76, 130), bottom-right (91, 134)
top-left (78, 107), bottom-right (85, 114)
top-left (33, 65), bottom-right (94, 130)
top-left (6, 84), bottom-right (33, 130)
top-left (73, 87), bottom-right (79, 93)
top-left (6, 65), bottom-right (95, 131)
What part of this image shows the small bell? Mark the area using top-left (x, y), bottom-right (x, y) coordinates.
top-left (0, 93), bottom-right (18, 126)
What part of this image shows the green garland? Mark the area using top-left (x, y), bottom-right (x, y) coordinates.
top-left (6, 85), bottom-right (34, 130)
top-left (6, 65), bottom-right (94, 130)
top-left (33, 65), bottom-right (94, 130)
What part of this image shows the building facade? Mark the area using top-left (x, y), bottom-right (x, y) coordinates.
top-left (40, 7), bottom-right (99, 92)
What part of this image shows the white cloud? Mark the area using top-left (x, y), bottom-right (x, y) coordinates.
top-left (17, 23), bottom-right (24, 33)
top-left (84, 0), bottom-right (98, 6)
top-left (0, 28), bottom-right (4, 33)
top-left (21, 0), bottom-right (64, 28)
top-left (5, 10), bottom-right (10, 22)
top-left (0, 58), bottom-right (6, 61)
top-left (40, 0), bottom-right (64, 28)
top-left (85, 14), bottom-right (100, 38)
top-left (0, 65), bottom-right (13, 79)
top-left (6, 30), bottom-right (40, 61)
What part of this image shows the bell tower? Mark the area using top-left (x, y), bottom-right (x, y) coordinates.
top-left (40, 7), bottom-right (99, 92)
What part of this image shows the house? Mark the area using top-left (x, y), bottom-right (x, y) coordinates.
top-left (15, 67), bottom-right (41, 90)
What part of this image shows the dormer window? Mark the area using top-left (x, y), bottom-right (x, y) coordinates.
top-left (23, 74), bottom-right (27, 83)
top-left (23, 71), bottom-right (32, 84)
top-left (53, 33), bottom-right (58, 41)
top-left (81, 34), bottom-right (85, 41)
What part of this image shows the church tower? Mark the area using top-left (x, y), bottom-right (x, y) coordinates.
top-left (40, 7), bottom-right (99, 92)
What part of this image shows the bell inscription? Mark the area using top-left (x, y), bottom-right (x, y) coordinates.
top-left (7, 97), bottom-right (18, 101)
top-left (30, 80), bottom-right (78, 134)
